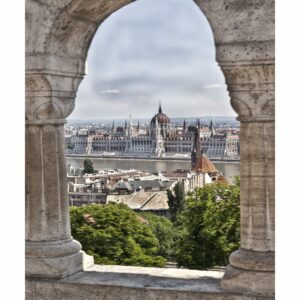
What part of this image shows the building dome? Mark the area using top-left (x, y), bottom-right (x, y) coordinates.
top-left (150, 103), bottom-right (171, 125)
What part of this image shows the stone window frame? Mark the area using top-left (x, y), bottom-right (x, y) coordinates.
top-left (26, 0), bottom-right (274, 297)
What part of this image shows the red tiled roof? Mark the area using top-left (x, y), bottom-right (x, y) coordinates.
top-left (195, 155), bottom-right (219, 173)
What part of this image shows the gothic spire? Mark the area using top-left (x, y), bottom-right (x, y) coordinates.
top-left (158, 101), bottom-right (162, 114)
top-left (191, 127), bottom-right (202, 171)
top-left (193, 127), bottom-right (202, 155)
top-left (209, 117), bottom-right (215, 136)
top-left (128, 115), bottom-right (133, 137)
top-left (112, 121), bottom-right (115, 133)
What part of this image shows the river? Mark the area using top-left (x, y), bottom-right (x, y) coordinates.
top-left (66, 156), bottom-right (240, 183)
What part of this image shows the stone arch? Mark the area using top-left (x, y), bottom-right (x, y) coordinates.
top-left (35, 0), bottom-right (235, 93)
top-left (26, 0), bottom-right (275, 297)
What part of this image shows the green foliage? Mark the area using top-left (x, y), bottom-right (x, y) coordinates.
top-left (83, 158), bottom-right (94, 174)
top-left (137, 212), bottom-right (177, 260)
top-left (67, 143), bottom-right (75, 150)
top-left (70, 203), bottom-right (166, 267)
top-left (167, 182), bottom-right (185, 222)
top-left (175, 179), bottom-right (240, 269)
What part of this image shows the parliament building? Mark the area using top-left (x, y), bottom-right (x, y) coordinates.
top-left (66, 104), bottom-right (240, 160)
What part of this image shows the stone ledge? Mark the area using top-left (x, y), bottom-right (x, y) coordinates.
top-left (26, 265), bottom-right (274, 300)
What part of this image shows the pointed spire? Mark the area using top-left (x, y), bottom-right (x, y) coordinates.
top-left (112, 120), bottom-right (115, 134)
top-left (193, 127), bottom-right (201, 155)
top-left (191, 126), bottom-right (202, 171)
top-left (137, 121), bottom-right (140, 130)
top-left (183, 119), bottom-right (186, 130)
top-left (124, 120), bottom-right (127, 130)
top-left (209, 117), bottom-right (215, 136)
top-left (158, 101), bottom-right (162, 114)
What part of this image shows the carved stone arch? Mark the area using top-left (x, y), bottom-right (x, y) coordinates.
top-left (45, 0), bottom-right (235, 81)
top-left (41, 0), bottom-right (275, 121)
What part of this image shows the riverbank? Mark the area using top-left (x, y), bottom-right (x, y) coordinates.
top-left (66, 153), bottom-right (240, 163)
top-left (66, 156), bottom-right (240, 183)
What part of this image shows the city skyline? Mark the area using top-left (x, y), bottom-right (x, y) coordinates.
top-left (69, 0), bottom-right (236, 120)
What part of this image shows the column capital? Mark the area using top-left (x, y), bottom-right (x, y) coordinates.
top-left (219, 62), bottom-right (275, 120)
top-left (25, 72), bottom-right (81, 121)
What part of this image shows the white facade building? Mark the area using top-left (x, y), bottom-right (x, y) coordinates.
top-left (65, 104), bottom-right (240, 159)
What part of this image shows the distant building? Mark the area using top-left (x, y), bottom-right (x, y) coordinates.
top-left (65, 103), bottom-right (240, 159)
top-left (69, 192), bottom-right (107, 206)
top-left (163, 169), bottom-right (209, 193)
top-left (107, 191), bottom-right (170, 217)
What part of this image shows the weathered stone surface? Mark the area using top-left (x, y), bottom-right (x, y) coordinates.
top-left (26, 266), bottom-right (272, 300)
top-left (221, 265), bottom-right (274, 297)
top-left (195, 0), bottom-right (274, 44)
top-left (229, 250), bottom-right (274, 272)
top-left (26, 250), bottom-right (83, 279)
top-left (25, 279), bottom-right (36, 300)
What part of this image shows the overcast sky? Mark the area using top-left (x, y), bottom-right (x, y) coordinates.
top-left (69, 0), bottom-right (236, 120)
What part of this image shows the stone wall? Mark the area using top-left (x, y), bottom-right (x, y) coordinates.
top-left (26, 265), bottom-right (274, 300)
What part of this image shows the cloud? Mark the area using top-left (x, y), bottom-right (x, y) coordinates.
top-left (203, 84), bottom-right (225, 89)
top-left (100, 89), bottom-right (121, 94)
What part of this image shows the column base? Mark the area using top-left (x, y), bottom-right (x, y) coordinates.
top-left (26, 238), bottom-right (94, 279)
top-left (221, 249), bottom-right (275, 296)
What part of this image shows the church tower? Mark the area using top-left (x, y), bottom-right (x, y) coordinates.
top-left (191, 125), bottom-right (220, 178)
top-left (191, 127), bottom-right (202, 171)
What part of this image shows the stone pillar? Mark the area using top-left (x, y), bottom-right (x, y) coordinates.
top-left (220, 63), bottom-right (275, 296)
top-left (25, 74), bottom-right (93, 278)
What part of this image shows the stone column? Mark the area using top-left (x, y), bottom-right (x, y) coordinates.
top-left (25, 74), bottom-right (92, 278)
top-left (220, 63), bottom-right (275, 296)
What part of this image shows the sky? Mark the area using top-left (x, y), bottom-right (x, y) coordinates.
top-left (69, 0), bottom-right (236, 120)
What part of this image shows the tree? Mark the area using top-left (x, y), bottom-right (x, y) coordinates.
top-left (70, 203), bottom-right (166, 267)
top-left (167, 182), bottom-right (185, 222)
top-left (175, 178), bottom-right (240, 269)
top-left (67, 143), bottom-right (75, 150)
top-left (83, 158), bottom-right (94, 174)
top-left (137, 212), bottom-right (177, 260)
